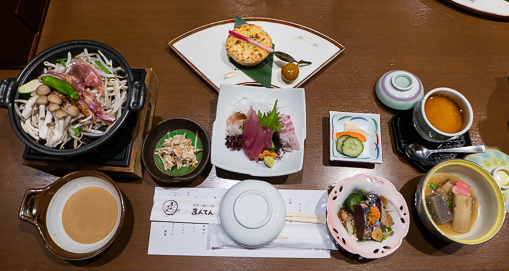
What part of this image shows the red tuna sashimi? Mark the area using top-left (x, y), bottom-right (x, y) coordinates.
top-left (451, 181), bottom-right (470, 196)
top-left (242, 107), bottom-right (273, 160)
top-left (71, 57), bottom-right (104, 93)
top-left (279, 114), bottom-right (300, 150)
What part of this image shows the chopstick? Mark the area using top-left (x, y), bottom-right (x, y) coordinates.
top-left (228, 30), bottom-right (274, 53)
top-left (286, 212), bottom-right (327, 224)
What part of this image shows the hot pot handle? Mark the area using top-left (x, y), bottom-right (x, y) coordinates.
top-left (19, 188), bottom-right (45, 225)
top-left (0, 78), bottom-right (17, 109)
top-left (128, 81), bottom-right (147, 112)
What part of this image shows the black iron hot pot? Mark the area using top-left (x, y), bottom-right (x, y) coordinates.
top-left (0, 40), bottom-right (146, 156)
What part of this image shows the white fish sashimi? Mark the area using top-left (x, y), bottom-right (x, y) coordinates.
top-left (279, 114), bottom-right (300, 150)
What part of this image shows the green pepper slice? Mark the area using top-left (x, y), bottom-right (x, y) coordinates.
top-left (42, 76), bottom-right (80, 100)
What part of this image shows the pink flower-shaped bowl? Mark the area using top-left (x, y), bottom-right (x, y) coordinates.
top-left (327, 174), bottom-right (410, 259)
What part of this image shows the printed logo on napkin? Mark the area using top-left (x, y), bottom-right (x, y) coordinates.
top-left (151, 196), bottom-right (220, 224)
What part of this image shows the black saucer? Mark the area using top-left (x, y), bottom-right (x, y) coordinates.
top-left (391, 110), bottom-right (472, 173)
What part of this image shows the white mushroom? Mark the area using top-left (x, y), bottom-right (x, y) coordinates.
top-left (21, 95), bottom-right (39, 120)
top-left (40, 111), bottom-right (53, 140)
top-left (47, 93), bottom-right (62, 105)
top-left (48, 103), bottom-right (60, 113)
top-left (44, 122), bottom-right (55, 147)
top-left (21, 120), bottom-right (39, 140)
top-left (66, 105), bottom-right (79, 118)
top-left (36, 95), bottom-right (49, 132)
top-left (35, 84), bottom-right (51, 96)
top-left (46, 110), bottom-right (68, 148)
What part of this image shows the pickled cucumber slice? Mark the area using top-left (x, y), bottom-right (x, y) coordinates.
top-left (341, 136), bottom-right (364, 157)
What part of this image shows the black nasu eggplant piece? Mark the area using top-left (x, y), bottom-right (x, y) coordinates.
top-left (353, 203), bottom-right (372, 240)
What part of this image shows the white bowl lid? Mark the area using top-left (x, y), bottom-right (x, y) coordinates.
top-left (219, 180), bottom-right (286, 248)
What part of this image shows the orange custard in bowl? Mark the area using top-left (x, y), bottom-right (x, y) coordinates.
top-left (424, 94), bottom-right (464, 133)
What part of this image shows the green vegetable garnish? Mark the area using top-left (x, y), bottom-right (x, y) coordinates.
top-left (95, 60), bottom-right (111, 74)
top-left (429, 183), bottom-right (436, 189)
top-left (73, 127), bottom-right (83, 135)
top-left (258, 100), bottom-right (283, 132)
top-left (56, 58), bottom-right (67, 67)
top-left (231, 15), bottom-right (274, 88)
top-left (343, 191), bottom-right (364, 214)
top-left (270, 141), bottom-right (276, 152)
top-left (42, 76), bottom-right (79, 100)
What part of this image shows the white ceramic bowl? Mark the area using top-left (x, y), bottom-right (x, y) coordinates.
top-left (491, 167), bottom-right (509, 190)
top-left (219, 180), bottom-right (286, 248)
top-left (46, 176), bottom-right (123, 254)
top-left (327, 174), bottom-right (410, 259)
top-left (412, 87), bottom-right (473, 143)
top-left (375, 70), bottom-right (424, 110)
top-left (415, 159), bottom-right (505, 244)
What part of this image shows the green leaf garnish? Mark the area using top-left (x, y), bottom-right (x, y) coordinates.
top-left (231, 14), bottom-right (274, 88)
top-left (257, 100), bottom-right (283, 132)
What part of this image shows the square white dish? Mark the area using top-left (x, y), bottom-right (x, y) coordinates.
top-left (329, 111), bottom-right (382, 163)
top-left (211, 84), bottom-right (306, 176)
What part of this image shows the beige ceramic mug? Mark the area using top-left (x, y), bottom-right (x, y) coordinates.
top-left (412, 87), bottom-right (473, 143)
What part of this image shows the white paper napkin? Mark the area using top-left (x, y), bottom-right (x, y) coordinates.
top-left (149, 187), bottom-right (337, 252)
top-left (208, 223), bottom-right (337, 250)
top-left (151, 196), bottom-right (220, 224)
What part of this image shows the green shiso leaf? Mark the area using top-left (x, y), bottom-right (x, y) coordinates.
top-left (258, 100), bottom-right (283, 132)
top-left (231, 14), bottom-right (274, 88)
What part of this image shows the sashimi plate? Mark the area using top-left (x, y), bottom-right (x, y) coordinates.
top-left (169, 17), bottom-right (344, 92)
top-left (330, 111), bottom-right (382, 164)
top-left (211, 84), bottom-right (306, 176)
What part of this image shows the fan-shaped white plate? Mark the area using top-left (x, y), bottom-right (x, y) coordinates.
top-left (169, 17), bottom-right (344, 91)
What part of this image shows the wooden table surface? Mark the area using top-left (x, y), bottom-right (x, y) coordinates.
top-left (1, 0), bottom-right (509, 270)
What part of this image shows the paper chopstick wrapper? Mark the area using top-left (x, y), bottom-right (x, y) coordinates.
top-left (208, 223), bottom-right (337, 250)
top-left (151, 196), bottom-right (220, 224)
